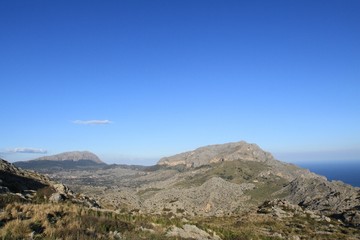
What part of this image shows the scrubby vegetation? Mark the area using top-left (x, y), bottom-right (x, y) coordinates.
top-left (1, 201), bottom-right (359, 240)
top-left (174, 160), bottom-right (269, 188)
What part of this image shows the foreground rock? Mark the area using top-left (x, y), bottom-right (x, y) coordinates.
top-left (0, 158), bottom-right (100, 208)
top-left (166, 224), bottom-right (222, 240)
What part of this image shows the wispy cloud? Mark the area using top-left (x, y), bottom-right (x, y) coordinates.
top-left (73, 120), bottom-right (112, 125)
top-left (5, 148), bottom-right (48, 154)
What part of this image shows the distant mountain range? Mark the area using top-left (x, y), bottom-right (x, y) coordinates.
top-left (14, 151), bottom-right (107, 172)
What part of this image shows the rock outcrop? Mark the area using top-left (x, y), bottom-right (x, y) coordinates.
top-left (166, 224), bottom-right (221, 240)
top-left (0, 158), bottom-right (50, 193)
top-left (281, 174), bottom-right (360, 227)
top-left (0, 158), bottom-right (100, 208)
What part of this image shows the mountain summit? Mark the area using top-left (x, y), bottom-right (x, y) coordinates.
top-left (158, 141), bottom-right (275, 167)
top-left (33, 151), bottom-right (103, 163)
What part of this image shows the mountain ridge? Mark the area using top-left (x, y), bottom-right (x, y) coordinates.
top-left (158, 141), bottom-right (276, 168)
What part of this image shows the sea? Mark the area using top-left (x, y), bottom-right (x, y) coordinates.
top-left (294, 160), bottom-right (360, 187)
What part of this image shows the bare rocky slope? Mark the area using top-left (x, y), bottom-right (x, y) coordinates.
top-left (157, 141), bottom-right (360, 226)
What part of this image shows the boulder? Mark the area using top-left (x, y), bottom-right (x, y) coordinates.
top-left (49, 193), bottom-right (66, 203)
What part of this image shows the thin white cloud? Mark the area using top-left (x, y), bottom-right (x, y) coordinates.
top-left (73, 120), bottom-right (112, 125)
top-left (6, 148), bottom-right (48, 154)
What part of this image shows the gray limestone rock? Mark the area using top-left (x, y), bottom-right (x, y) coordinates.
top-left (166, 224), bottom-right (222, 240)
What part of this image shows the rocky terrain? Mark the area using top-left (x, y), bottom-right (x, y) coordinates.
top-left (0, 158), bottom-right (99, 208)
top-left (43, 142), bottom-right (360, 228)
top-left (5, 141), bottom-right (360, 239)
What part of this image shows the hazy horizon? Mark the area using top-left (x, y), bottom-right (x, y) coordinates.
top-left (2, 143), bottom-right (360, 166)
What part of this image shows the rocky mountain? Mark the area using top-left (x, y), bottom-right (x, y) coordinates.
top-left (14, 151), bottom-right (106, 172)
top-left (158, 141), bottom-right (275, 167)
top-left (159, 141), bottom-right (360, 226)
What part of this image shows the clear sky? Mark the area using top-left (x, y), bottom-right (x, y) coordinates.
top-left (1, 0), bottom-right (359, 164)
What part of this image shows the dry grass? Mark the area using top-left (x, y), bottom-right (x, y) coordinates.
top-left (1, 201), bottom-right (360, 240)
top-left (0, 203), bottom-right (134, 240)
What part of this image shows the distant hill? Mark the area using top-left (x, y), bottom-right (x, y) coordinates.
top-left (32, 151), bottom-right (104, 163)
top-left (14, 151), bottom-right (107, 172)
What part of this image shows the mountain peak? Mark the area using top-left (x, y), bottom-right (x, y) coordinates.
top-left (32, 151), bottom-right (103, 164)
top-left (157, 141), bottom-right (275, 168)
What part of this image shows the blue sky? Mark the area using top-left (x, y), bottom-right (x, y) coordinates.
top-left (1, 0), bottom-right (359, 164)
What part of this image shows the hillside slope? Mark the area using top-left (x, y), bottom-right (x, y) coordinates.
top-left (0, 158), bottom-right (99, 208)
top-left (158, 142), bottom-right (360, 226)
